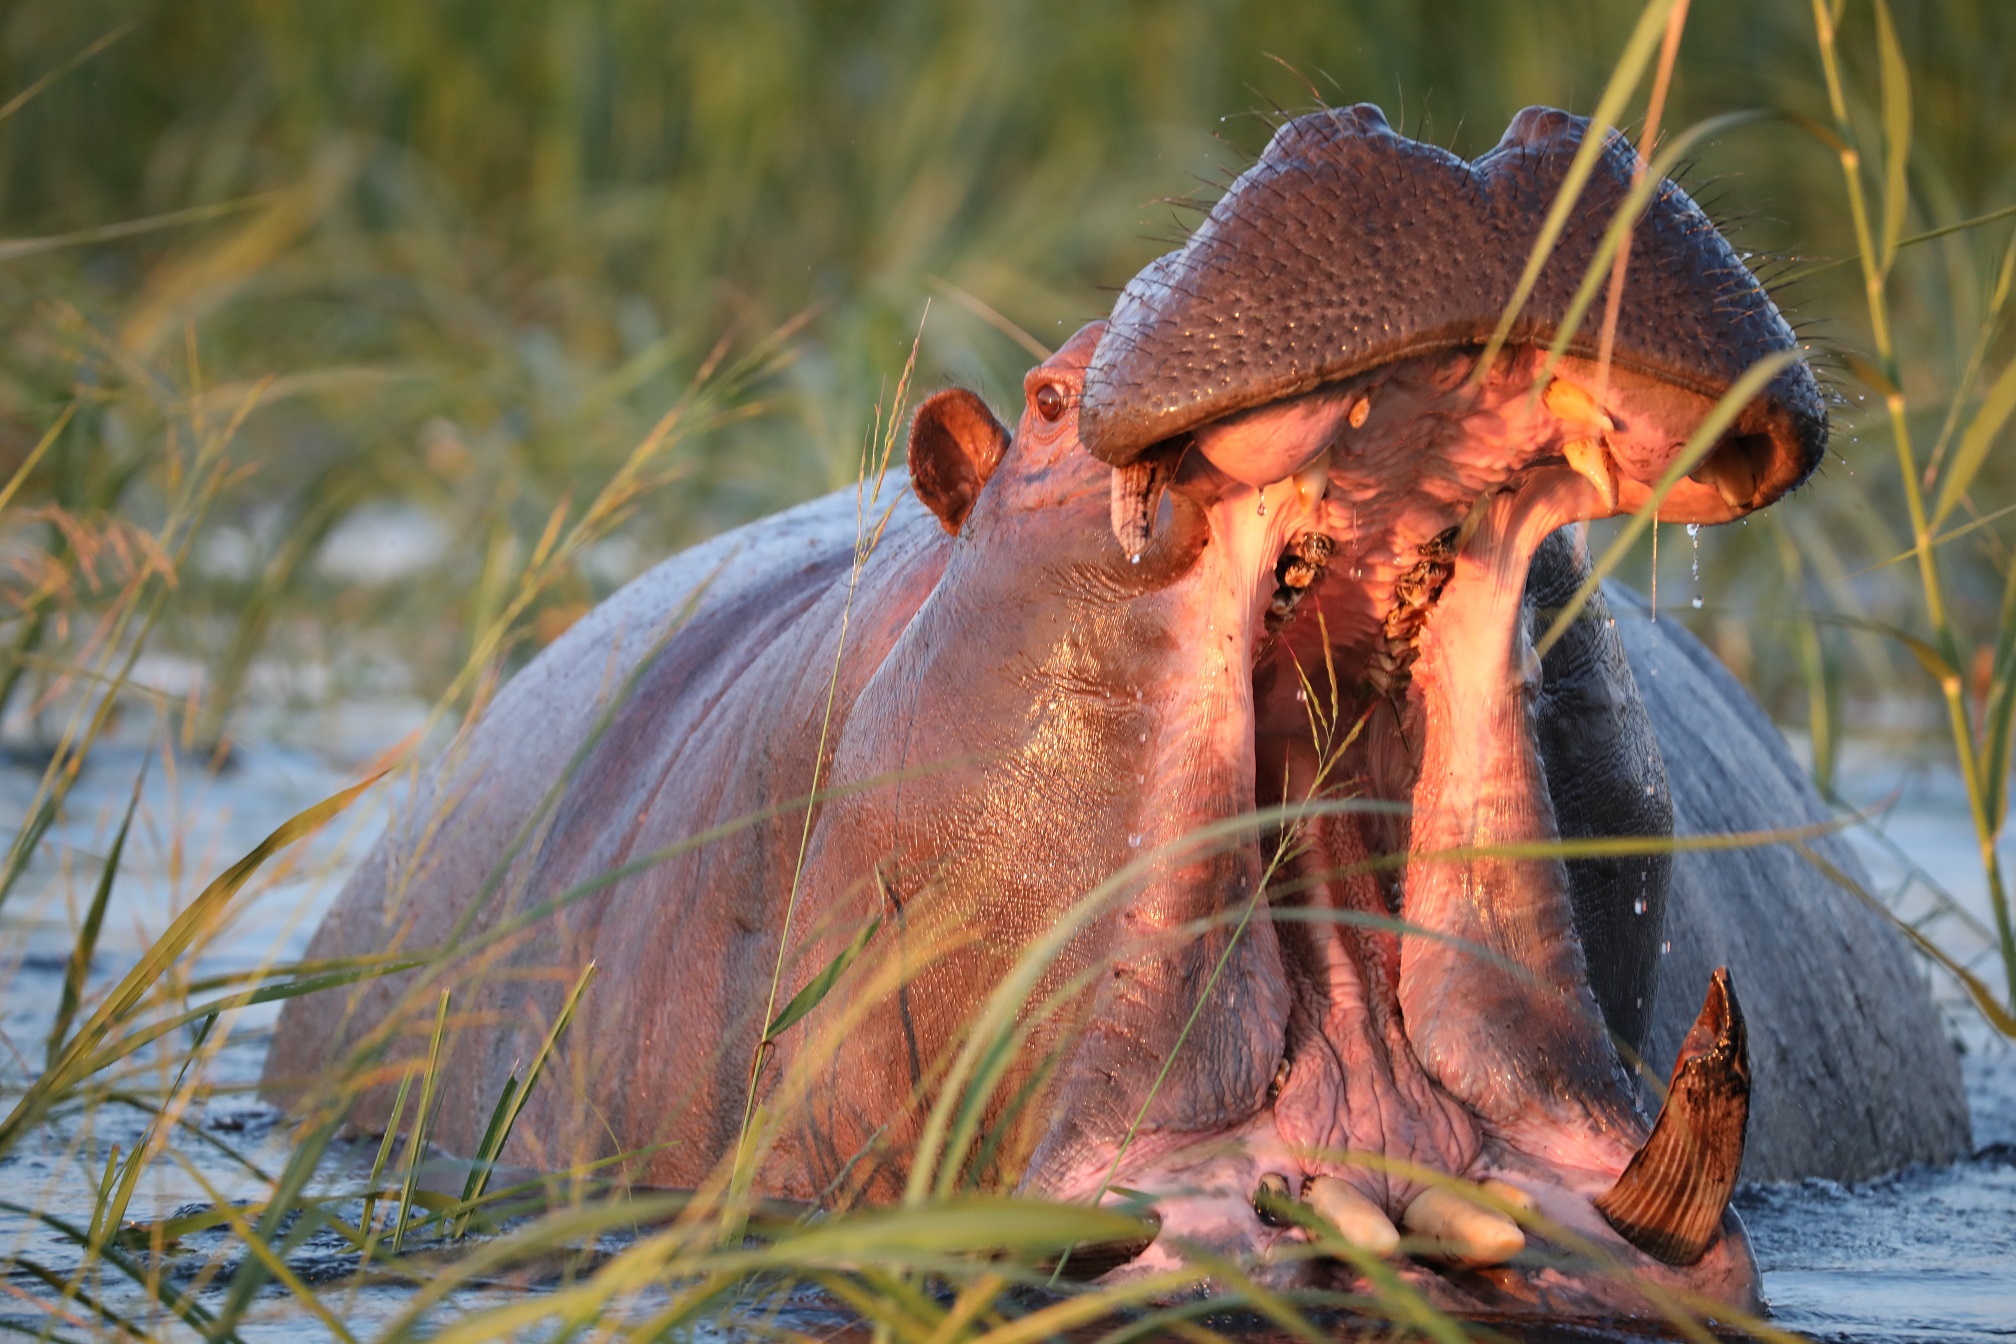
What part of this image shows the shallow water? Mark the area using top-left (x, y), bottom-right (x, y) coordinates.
top-left (2, 727), bottom-right (2013, 1341)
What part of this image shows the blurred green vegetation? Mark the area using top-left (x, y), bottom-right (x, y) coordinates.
top-left (0, 0), bottom-right (2013, 739)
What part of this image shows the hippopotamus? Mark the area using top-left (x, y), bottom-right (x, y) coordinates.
top-left (263, 105), bottom-right (1967, 1321)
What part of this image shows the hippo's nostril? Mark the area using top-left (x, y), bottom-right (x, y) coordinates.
top-left (1496, 105), bottom-right (1582, 153)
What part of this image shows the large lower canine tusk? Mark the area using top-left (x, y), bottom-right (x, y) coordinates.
top-left (1110, 455), bottom-right (1175, 559)
top-left (1596, 966), bottom-right (1750, 1266)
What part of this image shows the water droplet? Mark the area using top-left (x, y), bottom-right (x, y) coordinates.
top-left (1644, 782), bottom-right (1655, 796)
top-left (1633, 897), bottom-right (1647, 915)
top-left (1296, 687), bottom-right (1308, 702)
top-left (1130, 553), bottom-right (1141, 565)
top-left (1660, 940), bottom-right (1672, 955)
top-left (1129, 834), bottom-right (1143, 848)
top-left (1686, 521), bottom-right (1702, 608)
top-left (1139, 731), bottom-right (1149, 743)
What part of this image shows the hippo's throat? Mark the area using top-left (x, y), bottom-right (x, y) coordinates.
top-left (1055, 350), bottom-right (1761, 1315)
top-left (1265, 357), bottom-right (1680, 1181)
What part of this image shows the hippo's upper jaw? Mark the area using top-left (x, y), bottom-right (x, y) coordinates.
top-left (1080, 103), bottom-right (1824, 506)
top-left (1029, 106), bottom-right (1822, 1321)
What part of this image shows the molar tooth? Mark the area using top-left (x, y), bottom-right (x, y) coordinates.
top-left (1543, 377), bottom-right (1615, 431)
top-left (1109, 456), bottom-right (1173, 558)
top-left (1305, 1176), bottom-right (1400, 1256)
top-left (1401, 1186), bottom-right (1526, 1267)
top-left (1562, 437), bottom-right (1619, 511)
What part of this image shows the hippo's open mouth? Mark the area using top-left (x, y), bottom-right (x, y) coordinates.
top-left (1026, 106), bottom-right (1826, 1319)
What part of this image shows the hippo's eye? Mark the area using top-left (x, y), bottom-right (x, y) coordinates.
top-left (1034, 382), bottom-right (1067, 422)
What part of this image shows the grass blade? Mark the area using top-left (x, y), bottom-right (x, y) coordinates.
top-left (394, 988), bottom-right (454, 1253)
top-left (1797, 842), bottom-right (2016, 1038)
top-left (361, 1063), bottom-right (419, 1248)
top-left (43, 756), bottom-right (142, 1067)
top-left (452, 960), bottom-right (596, 1234)
top-left (1471, 0), bottom-right (1681, 383)
top-left (1930, 351), bottom-right (2016, 532)
top-left (1872, 0), bottom-right (1913, 273)
top-left (762, 916), bottom-right (881, 1041)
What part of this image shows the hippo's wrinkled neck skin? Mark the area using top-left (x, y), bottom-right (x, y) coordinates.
top-left (798, 324), bottom-right (1327, 1197)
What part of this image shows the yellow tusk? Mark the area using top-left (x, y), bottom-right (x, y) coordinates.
top-left (1544, 377), bottom-right (1616, 431)
top-left (1563, 438), bottom-right (1620, 511)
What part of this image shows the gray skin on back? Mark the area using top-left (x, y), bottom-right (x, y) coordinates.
top-left (1524, 531), bottom-right (1969, 1182)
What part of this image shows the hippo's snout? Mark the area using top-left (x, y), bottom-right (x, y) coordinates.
top-left (1079, 103), bottom-right (1825, 522)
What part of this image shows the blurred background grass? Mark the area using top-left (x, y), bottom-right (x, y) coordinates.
top-left (1, 0), bottom-right (2013, 756)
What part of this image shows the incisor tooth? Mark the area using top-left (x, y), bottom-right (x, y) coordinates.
top-left (1305, 1176), bottom-right (1400, 1256)
top-left (1253, 1172), bottom-right (1294, 1227)
top-left (1402, 1186), bottom-right (1526, 1267)
top-left (1348, 394), bottom-right (1371, 429)
top-left (1563, 437), bottom-right (1619, 511)
top-left (1478, 1178), bottom-right (1537, 1214)
top-left (1543, 377), bottom-right (1615, 431)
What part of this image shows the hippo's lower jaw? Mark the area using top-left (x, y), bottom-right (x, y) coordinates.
top-left (1035, 977), bottom-right (1754, 1319)
top-left (1040, 347), bottom-right (1803, 1319)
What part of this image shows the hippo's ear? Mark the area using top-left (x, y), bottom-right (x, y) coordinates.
top-left (909, 388), bottom-right (1009, 536)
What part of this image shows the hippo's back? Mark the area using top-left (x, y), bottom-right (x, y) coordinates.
top-left (261, 483), bottom-right (946, 1181)
top-left (1612, 586), bottom-right (1970, 1181)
